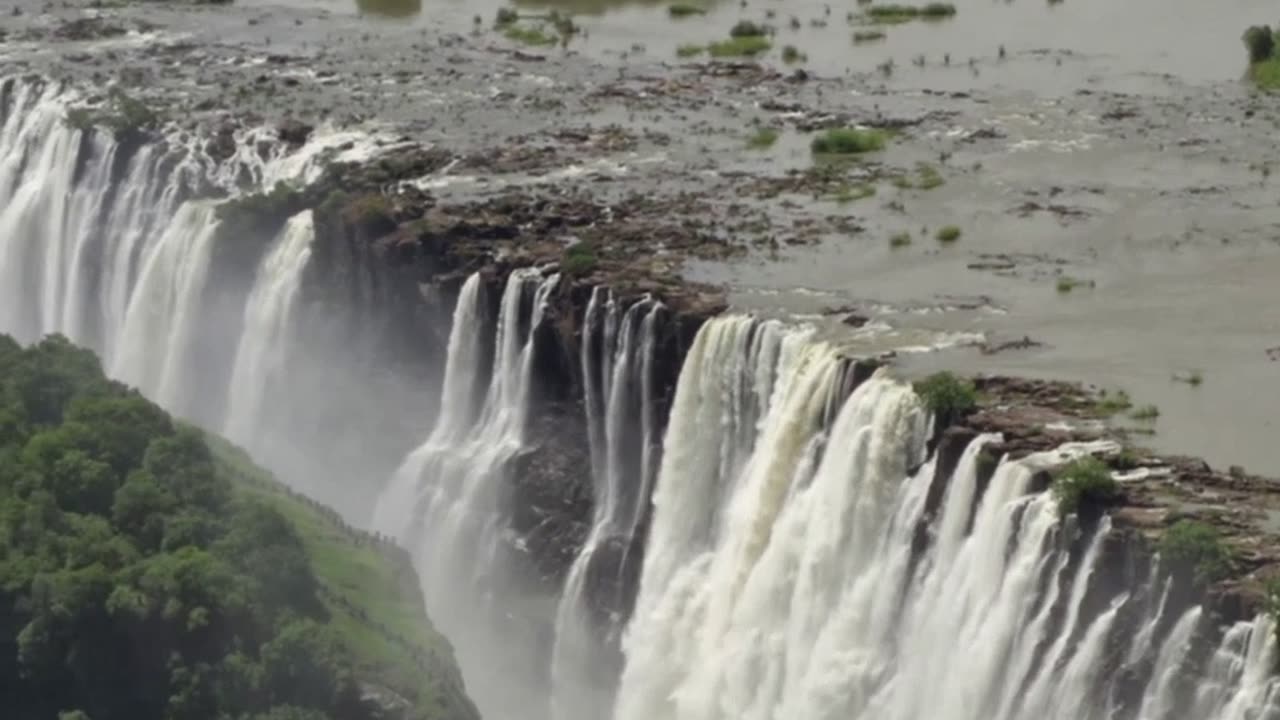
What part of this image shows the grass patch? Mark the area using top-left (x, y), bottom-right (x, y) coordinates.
top-left (1093, 389), bottom-right (1132, 416)
top-left (1056, 276), bottom-right (1084, 293)
top-left (504, 24), bottom-right (558, 46)
top-left (747, 127), bottom-right (780, 149)
top-left (863, 2), bottom-right (955, 23)
top-left (782, 44), bottom-right (807, 63)
top-left (668, 2), bottom-right (706, 17)
top-left (913, 371), bottom-right (977, 422)
top-left (916, 163), bottom-right (944, 189)
top-left (1051, 456), bottom-right (1120, 518)
top-left (1160, 520), bottom-right (1236, 586)
top-left (1242, 25), bottom-right (1280, 90)
top-left (834, 183), bottom-right (877, 203)
top-left (889, 231), bottom-right (912, 248)
top-left (1173, 370), bottom-right (1204, 387)
top-left (935, 225), bottom-right (961, 243)
top-left (1250, 58), bottom-right (1280, 91)
top-left (562, 241), bottom-right (598, 276)
top-left (811, 127), bottom-right (889, 154)
top-left (206, 436), bottom-right (471, 720)
top-left (1130, 404), bottom-right (1160, 421)
top-left (707, 35), bottom-right (772, 57)
top-left (729, 19), bottom-right (768, 37)
top-left (853, 29), bottom-right (886, 43)
top-left (677, 43), bottom-right (705, 57)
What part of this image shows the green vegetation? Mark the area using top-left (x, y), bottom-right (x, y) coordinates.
top-left (344, 194), bottom-right (394, 228)
top-left (1051, 456), bottom-right (1120, 518)
top-left (1242, 25), bottom-right (1280, 90)
top-left (504, 24), bottom-right (558, 46)
top-left (913, 371), bottom-right (978, 422)
top-left (63, 88), bottom-right (161, 138)
top-left (1056, 276), bottom-right (1083, 293)
top-left (1092, 389), bottom-right (1132, 416)
top-left (834, 183), bottom-right (877, 203)
top-left (889, 231), bottom-right (912, 248)
top-left (810, 127), bottom-right (889, 155)
top-left (862, 2), bottom-right (956, 23)
top-left (729, 20), bottom-right (768, 37)
top-left (891, 164), bottom-right (944, 190)
top-left (853, 29), bottom-right (886, 43)
top-left (747, 127), bottom-right (780, 149)
top-left (707, 35), bottom-right (772, 57)
top-left (677, 43), bottom-right (706, 57)
top-left (494, 7), bottom-right (577, 46)
top-left (0, 335), bottom-right (476, 720)
top-left (667, 2), bottom-right (706, 17)
top-left (935, 225), bottom-right (961, 243)
top-left (1159, 520), bottom-right (1236, 586)
top-left (562, 241), bottom-right (599, 276)
top-left (782, 44), bottom-right (807, 63)
top-left (1131, 404), bottom-right (1160, 421)
top-left (1173, 370), bottom-right (1204, 387)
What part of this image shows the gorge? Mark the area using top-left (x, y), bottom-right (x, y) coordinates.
top-left (3, 2), bottom-right (1280, 717)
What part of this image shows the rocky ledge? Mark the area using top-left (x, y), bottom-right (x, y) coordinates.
top-left (924, 374), bottom-right (1280, 631)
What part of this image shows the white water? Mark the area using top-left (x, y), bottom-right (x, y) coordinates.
top-left (224, 210), bottom-right (316, 445)
top-left (0, 75), bottom-right (396, 510)
top-left (6, 72), bottom-right (1280, 720)
top-left (613, 314), bottom-right (1280, 720)
top-left (551, 290), bottom-right (663, 720)
top-left (373, 268), bottom-right (562, 720)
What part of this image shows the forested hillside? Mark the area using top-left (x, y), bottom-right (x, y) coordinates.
top-left (0, 334), bottom-right (477, 720)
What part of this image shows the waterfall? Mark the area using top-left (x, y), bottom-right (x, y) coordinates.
top-left (612, 315), bottom-right (1280, 720)
top-left (0, 74), bottom-right (403, 512)
top-left (223, 210), bottom-right (316, 446)
top-left (373, 268), bottom-right (562, 720)
top-left (551, 290), bottom-right (663, 720)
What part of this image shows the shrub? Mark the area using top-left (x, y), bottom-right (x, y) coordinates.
top-left (729, 20), bottom-right (768, 37)
top-left (494, 7), bottom-right (518, 27)
top-left (708, 36), bottom-right (771, 57)
top-left (935, 225), bottom-right (961, 243)
top-left (782, 44), bottom-right (806, 63)
top-left (747, 127), bottom-right (780, 149)
top-left (810, 127), bottom-right (889, 154)
top-left (853, 30), bottom-right (886, 43)
top-left (913, 371), bottom-right (977, 421)
top-left (668, 3), bottom-right (706, 17)
top-left (1051, 456), bottom-right (1119, 518)
top-left (1243, 25), bottom-right (1275, 64)
top-left (562, 242), bottom-right (598, 276)
top-left (504, 24), bottom-right (557, 46)
top-left (1159, 520), bottom-right (1235, 585)
top-left (889, 231), bottom-right (912, 248)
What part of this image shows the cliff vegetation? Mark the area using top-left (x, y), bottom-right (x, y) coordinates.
top-left (0, 334), bottom-right (477, 720)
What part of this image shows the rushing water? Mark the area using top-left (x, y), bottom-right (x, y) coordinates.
top-left (0, 74), bottom-right (411, 513)
top-left (5, 70), bottom-right (1280, 720)
top-left (551, 289), bottom-right (664, 720)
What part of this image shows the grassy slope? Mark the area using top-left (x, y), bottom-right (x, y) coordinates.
top-left (206, 435), bottom-right (478, 720)
top-left (1251, 57), bottom-right (1280, 90)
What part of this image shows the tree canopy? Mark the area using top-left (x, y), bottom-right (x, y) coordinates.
top-left (0, 334), bottom-right (383, 720)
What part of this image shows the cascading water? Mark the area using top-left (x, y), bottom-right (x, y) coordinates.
top-left (223, 210), bottom-right (316, 446)
top-left (373, 268), bottom-right (562, 720)
top-left (0, 74), bottom-right (403, 513)
top-left (610, 314), bottom-right (1280, 720)
top-left (551, 289), bottom-right (664, 720)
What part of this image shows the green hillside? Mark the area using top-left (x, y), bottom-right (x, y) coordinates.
top-left (0, 334), bottom-right (478, 720)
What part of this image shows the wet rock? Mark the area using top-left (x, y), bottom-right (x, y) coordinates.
top-left (52, 17), bottom-right (126, 42)
top-left (277, 117), bottom-right (313, 145)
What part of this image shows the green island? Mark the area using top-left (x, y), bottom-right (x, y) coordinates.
top-left (0, 334), bottom-right (477, 720)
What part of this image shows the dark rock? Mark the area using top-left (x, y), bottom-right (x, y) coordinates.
top-left (277, 117), bottom-right (313, 145)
